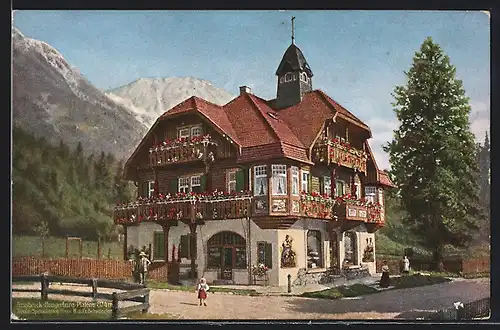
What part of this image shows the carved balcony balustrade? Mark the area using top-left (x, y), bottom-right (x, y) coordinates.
top-left (312, 137), bottom-right (368, 173)
top-left (148, 135), bottom-right (217, 167)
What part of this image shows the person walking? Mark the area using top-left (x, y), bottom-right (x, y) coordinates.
top-left (402, 255), bottom-right (410, 275)
top-left (196, 277), bottom-right (210, 306)
top-left (380, 260), bottom-right (390, 288)
top-left (139, 251), bottom-right (151, 285)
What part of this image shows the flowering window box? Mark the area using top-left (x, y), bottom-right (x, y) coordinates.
top-left (300, 192), bottom-right (336, 220)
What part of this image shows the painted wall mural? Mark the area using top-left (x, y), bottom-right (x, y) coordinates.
top-left (280, 235), bottom-right (296, 268)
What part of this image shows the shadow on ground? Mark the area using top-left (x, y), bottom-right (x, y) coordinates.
top-left (285, 279), bottom-right (490, 319)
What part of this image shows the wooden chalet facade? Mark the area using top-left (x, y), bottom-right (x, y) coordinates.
top-left (114, 42), bottom-right (395, 286)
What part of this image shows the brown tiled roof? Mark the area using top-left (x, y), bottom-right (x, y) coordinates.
top-left (378, 170), bottom-right (396, 188)
top-left (126, 89), bottom-right (374, 167)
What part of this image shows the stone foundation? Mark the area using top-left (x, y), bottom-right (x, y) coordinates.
top-left (341, 267), bottom-right (371, 280)
top-left (292, 266), bottom-right (371, 287)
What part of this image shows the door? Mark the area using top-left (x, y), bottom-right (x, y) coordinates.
top-left (221, 247), bottom-right (233, 280)
top-left (329, 232), bottom-right (339, 273)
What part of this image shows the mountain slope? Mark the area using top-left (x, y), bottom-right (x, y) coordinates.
top-left (12, 27), bottom-right (148, 159)
top-left (106, 77), bottom-right (235, 127)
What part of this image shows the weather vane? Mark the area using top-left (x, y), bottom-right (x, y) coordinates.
top-left (291, 16), bottom-right (296, 44)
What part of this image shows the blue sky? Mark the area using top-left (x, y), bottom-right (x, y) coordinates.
top-left (13, 10), bottom-right (490, 170)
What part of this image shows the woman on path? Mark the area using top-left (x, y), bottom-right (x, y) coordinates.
top-left (196, 277), bottom-right (209, 306)
top-left (402, 256), bottom-right (410, 275)
top-left (380, 260), bottom-right (390, 288)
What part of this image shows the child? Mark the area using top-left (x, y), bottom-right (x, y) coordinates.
top-left (196, 277), bottom-right (209, 306)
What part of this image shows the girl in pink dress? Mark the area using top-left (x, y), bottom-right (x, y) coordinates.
top-left (196, 277), bottom-right (209, 306)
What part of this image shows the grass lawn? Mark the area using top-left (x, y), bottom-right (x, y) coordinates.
top-left (301, 284), bottom-right (379, 300)
top-left (146, 280), bottom-right (261, 296)
top-left (301, 274), bottom-right (452, 300)
top-left (12, 236), bottom-right (122, 260)
top-left (12, 298), bottom-right (175, 320)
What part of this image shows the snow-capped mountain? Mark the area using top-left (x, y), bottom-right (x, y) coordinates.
top-left (106, 77), bottom-right (235, 127)
top-left (12, 27), bottom-right (148, 159)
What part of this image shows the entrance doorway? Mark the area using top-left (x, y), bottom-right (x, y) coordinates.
top-left (207, 231), bottom-right (247, 281)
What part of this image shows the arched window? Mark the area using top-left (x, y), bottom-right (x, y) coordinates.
top-left (285, 72), bottom-right (293, 82)
top-left (344, 231), bottom-right (357, 265)
top-left (307, 230), bottom-right (323, 268)
top-left (300, 72), bottom-right (308, 82)
top-left (279, 76), bottom-right (285, 84)
top-left (207, 231), bottom-right (247, 270)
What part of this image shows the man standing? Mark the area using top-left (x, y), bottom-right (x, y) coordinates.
top-left (139, 251), bottom-right (151, 285)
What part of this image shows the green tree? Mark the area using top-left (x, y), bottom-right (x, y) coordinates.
top-left (475, 132), bottom-right (490, 241)
top-left (383, 37), bottom-right (480, 270)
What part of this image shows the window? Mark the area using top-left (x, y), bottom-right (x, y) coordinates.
top-left (323, 176), bottom-right (331, 197)
top-left (365, 186), bottom-right (377, 204)
top-left (355, 183), bottom-right (361, 199)
top-left (279, 76), bottom-right (285, 84)
top-left (257, 242), bottom-right (273, 268)
top-left (227, 170), bottom-right (237, 194)
top-left (292, 73), bottom-right (297, 81)
top-left (178, 177), bottom-right (190, 193)
top-left (301, 170), bottom-right (310, 193)
top-left (272, 165), bottom-right (287, 195)
top-left (191, 175), bottom-right (201, 193)
top-left (285, 72), bottom-right (293, 82)
top-left (179, 233), bottom-right (196, 260)
top-left (207, 231), bottom-right (246, 269)
top-left (254, 165), bottom-right (268, 196)
top-left (291, 166), bottom-right (299, 196)
top-left (147, 181), bottom-right (155, 198)
top-left (191, 125), bottom-right (202, 137)
top-left (178, 127), bottom-right (190, 139)
top-left (300, 72), bottom-right (308, 82)
top-left (335, 180), bottom-right (345, 197)
top-left (307, 231), bottom-right (323, 268)
top-left (344, 231), bottom-right (357, 265)
top-left (153, 231), bottom-right (165, 261)
top-left (378, 189), bottom-right (384, 206)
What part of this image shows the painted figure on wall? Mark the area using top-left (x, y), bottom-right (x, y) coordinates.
top-left (280, 235), bottom-right (296, 268)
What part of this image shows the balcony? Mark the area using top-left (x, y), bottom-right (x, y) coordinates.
top-left (299, 192), bottom-right (336, 220)
top-left (148, 135), bottom-right (217, 167)
top-left (312, 137), bottom-right (368, 173)
top-left (113, 191), bottom-right (252, 225)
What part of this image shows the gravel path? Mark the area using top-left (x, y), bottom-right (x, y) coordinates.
top-left (12, 278), bottom-right (489, 320)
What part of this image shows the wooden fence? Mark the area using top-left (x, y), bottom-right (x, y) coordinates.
top-left (12, 274), bottom-right (150, 320)
top-left (429, 297), bottom-right (490, 320)
top-left (376, 257), bottom-right (490, 276)
top-left (12, 257), bottom-right (169, 281)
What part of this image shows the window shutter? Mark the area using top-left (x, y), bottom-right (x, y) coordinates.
top-left (236, 168), bottom-right (245, 192)
top-left (154, 232), bottom-right (164, 259)
top-left (180, 235), bottom-right (189, 258)
top-left (170, 178), bottom-right (179, 193)
top-left (308, 175), bottom-right (313, 193)
top-left (319, 177), bottom-right (324, 195)
top-left (200, 174), bottom-right (207, 192)
top-left (141, 182), bottom-right (148, 197)
top-left (265, 243), bottom-right (273, 269)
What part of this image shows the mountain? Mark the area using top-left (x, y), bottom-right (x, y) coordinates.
top-left (12, 27), bottom-right (148, 160)
top-left (106, 77), bottom-right (235, 127)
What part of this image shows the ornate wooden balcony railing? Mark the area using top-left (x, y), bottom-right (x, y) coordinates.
top-left (148, 135), bottom-right (217, 167)
top-left (312, 138), bottom-right (368, 173)
top-left (113, 191), bottom-right (252, 225)
top-left (299, 192), bottom-right (336, 220)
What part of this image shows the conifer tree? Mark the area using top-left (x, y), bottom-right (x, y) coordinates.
top-left (384, 37), bottom-right (481, 270)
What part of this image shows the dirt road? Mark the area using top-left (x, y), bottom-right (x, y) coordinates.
top-left (12, 278), bottom-right (489, 320)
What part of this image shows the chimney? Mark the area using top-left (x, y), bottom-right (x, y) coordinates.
top-left (239, 86), bottom-right (251, 95)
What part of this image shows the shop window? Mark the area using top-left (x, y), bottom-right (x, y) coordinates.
top-left (307, 230), bottom-right (323, 268)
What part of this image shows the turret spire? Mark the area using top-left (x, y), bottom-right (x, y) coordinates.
top-left (291, 16), bottom-right (295, 45)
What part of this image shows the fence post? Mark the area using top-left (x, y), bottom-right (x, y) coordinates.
top-left (40, 273), bottom-right (48, 302)
top-left (91, 279), bottom-right (98, 300)
top-left (287, 274), bottom-right (292, 293)
top-left (142, 290), bottom-right (150, 314)
top-left (111, 292), bottom-right (118, 320)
